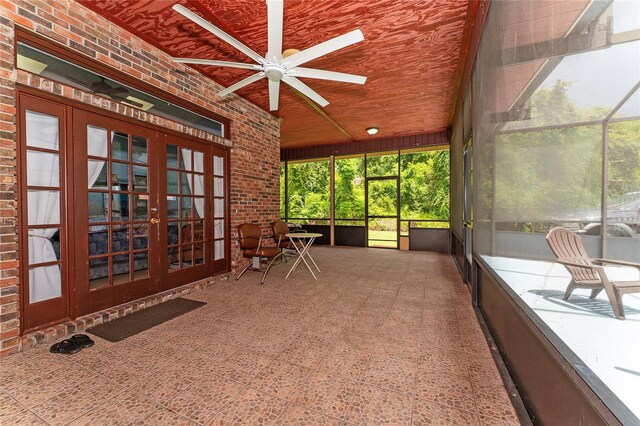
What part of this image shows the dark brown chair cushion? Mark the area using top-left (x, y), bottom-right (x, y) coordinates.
top-left (243, 247), bottom-right (282, 258)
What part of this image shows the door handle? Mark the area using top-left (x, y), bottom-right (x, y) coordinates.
top-left (150, 218), bottom-right (160, 224)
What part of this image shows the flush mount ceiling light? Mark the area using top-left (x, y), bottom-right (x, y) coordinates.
top-left (170, 1), bottom-right (367, 111)
top-left (366, 127), bottom-right (379, 135)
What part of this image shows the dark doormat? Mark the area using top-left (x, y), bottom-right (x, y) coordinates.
top-left (87, 298), bottom-right (206, 342)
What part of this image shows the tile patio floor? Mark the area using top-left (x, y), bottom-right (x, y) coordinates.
top-left (0, 247), bottom-right (520, 425)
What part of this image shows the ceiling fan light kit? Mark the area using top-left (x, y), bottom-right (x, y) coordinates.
top-left (170, 0), bottom-right (367, 111)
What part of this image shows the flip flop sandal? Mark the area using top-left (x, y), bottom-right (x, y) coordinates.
top-left (70, 334), bottom-right (95, 348)
top-left (49, 339), bottom-right (82, 355)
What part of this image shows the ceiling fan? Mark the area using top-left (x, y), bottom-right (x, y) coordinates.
top-left (171, 1), bottom-right (367, 111)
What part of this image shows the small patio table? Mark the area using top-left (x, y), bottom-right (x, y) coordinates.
top-left (285, 232), bottom-right (322, 279)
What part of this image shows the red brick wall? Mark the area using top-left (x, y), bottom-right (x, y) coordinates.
top-left (0, 0), bottom-right (280, 355)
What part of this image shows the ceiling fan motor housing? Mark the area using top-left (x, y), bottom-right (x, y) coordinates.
top-left (264, 63), bottom-right (285, 81)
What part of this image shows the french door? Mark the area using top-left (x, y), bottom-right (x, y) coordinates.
top-left (73, 110), bottom-right (227, 314)
top-left (73, 111), bottom-right (162, 314)
top-left (19, 93), bottom-right (229, 331)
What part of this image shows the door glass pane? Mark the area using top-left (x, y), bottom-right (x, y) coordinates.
top-left (112, 254), bottom-right (130, 285)
top-left (88, 226), bottom-right (108, 256)
top-left (194, 244), bottom-right (204, 264)
top-left (132, 195), bottom-right (148, 220)
top-left (133, 252), bottom-right (149, 280)
top-left (26, 111), bottom-right (59, 150)
top-left (132, 166), bottom-right (148, 192)
top-left (194, 151), bottom-right (204, 172)
top-left (214, 219), bottom-right (224, 239)
top-left (27, 190), bottom-right (60, 225)
top-left (167, 171), bottom-right (179, 194)
top-left (29, 265), bottom-right (61, 303)
top-left (132, 136), bottom-right (147, 164)
top-left (168, 222), bottom-right (179, 245)
top-left (181, 172), bottom-right (192, 195)
top-left (181, 196), bottom-right (192, 218)
top-left (87, 125), bottom-right (107, 157)
top-left (167, 196), bottom-right (179, 218)
top-left (194, 198), bottom-right (204, 218)
top-left (214, 177), bottom-right (224, 196)
top-left (368, 179), bottom-right (398, 216)
top-left (27, 151), bottom-right (59, 187)
top-left (112, 162), bottom-right (129, 187)
top-left (88, 192), bottom-right (108, 222)
top-left (214, 240), bottom-right (224, 260)
top-left (194, 221), bottom-right (204, 241)
top-left (88, 161), bottom-right (108, 189)
top-left (181, 221), bottom-right (193, 243)
top-left (182, 245), bottom-right (193, 267)
top-left (168, 246), bottom-right (179, 269)
top-left (28, 228), bottom-right (61, 263)
top-left (181, 148), bottom-right (192, 170)
top-left (111, 131), bottom-right (129, 161)
top-left (111, 193), bottom-right (130, 221)
top-left (214, 199), bottom-right (224, 217)
top-left (214, 156), bottom-right (224, 175)
top-left (167, 145), bottom-right (178, 168)
top-left (194, 175), bottom-right (204, 196)
top-left (89, 257), bottom-right (109, 290)
top-left (133, 224), bottom-right (149, 249)
top-left (112, 224), bottom-right (130, 253)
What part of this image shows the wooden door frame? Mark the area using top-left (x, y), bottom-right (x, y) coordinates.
top-left (17, 93), bottom-right (73, 333)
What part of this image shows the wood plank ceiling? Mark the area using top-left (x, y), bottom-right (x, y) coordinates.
top-left (78, 0), bottom-right (475, 149)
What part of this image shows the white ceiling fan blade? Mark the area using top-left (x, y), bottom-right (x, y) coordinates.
top-left (283, 76), bottom-right (329, 107)
top-left (173, 4), bottom-right (266, 65)
top-left (266, 0), bottom-right (283, 62)
top-left (269, 79), bottom-right (280, 111)
top-left (218, 72), bottom-right (265, 97)
top-left (284, 29), bottom-right (364, 69)
top-left (171, 58), bottom-right (258, 70)
top-left (291, 67), bottom-right (367, 84)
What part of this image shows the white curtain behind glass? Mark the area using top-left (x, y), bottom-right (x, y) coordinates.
top-left (26, 111), bottom-right (61, 303)
top-left (87, 126), bottom-right (108, 190)
top-left (181, 148), bottom-right (205, 218)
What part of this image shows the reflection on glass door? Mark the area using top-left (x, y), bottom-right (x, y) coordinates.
top-left (165, 145), bottom-right (206, 271)
top-left (74, 110), bottom-right (159, 314)
top-left (87, 128), bottom-right (151, 289)
top-left (367, 178), bottom-right (399, 248)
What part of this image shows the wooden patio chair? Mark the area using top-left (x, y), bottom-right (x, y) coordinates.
top-left (546, 227), bottom-right (640, 319)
